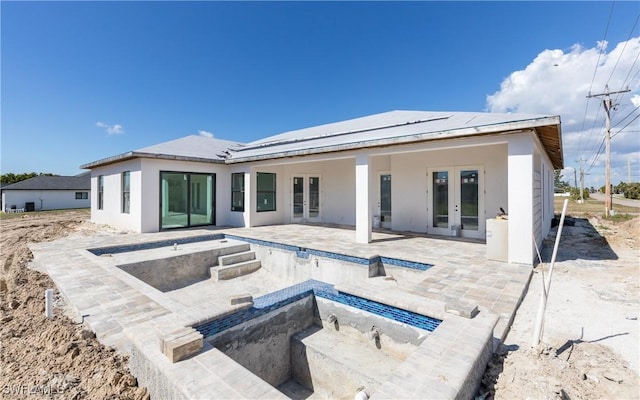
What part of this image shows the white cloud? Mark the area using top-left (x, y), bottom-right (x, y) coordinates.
top-left (198, 130), bottom-right (214, 138)
top-left (96, 121), bottom-right (125, 136)
top-left (486, 37), bottom-right (640, 187)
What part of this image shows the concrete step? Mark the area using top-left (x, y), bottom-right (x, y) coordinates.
top-left (211, 259), bottom-right (262, 282)
top-left (290, 325), bottom-right (401, 398)
top-left (218, 250), bottom-right (256, 266)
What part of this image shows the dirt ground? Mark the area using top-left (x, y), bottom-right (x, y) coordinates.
top-left (481, 214), bottom-right (640, 400)
top-left (0, 210), bottom-right (148, 399)
top-left (1, 209), bottom-right (638, 399)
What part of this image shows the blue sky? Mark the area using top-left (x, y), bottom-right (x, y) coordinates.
top-left (2, 1), bottom-right (639, 188)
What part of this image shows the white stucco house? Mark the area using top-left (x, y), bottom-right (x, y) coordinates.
top-left (1, 173), bottom-right (91, 212)
top-left (81, 110), bottom-right (563, 265)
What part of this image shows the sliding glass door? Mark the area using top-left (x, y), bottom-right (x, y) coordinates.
top-left (161, 172), bottom-right (215, 229)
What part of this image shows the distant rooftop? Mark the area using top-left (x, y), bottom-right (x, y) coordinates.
top-left (2, 172), bottom-right (90, 191)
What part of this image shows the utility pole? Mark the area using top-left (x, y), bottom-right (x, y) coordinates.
top-left (576, 158), bottom-right (587, 203)
top-left (628, 156), bottom-right (631, 183)
top-left (587, 85), bottom-right (630, 217)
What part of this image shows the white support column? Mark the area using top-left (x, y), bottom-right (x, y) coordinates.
top-left (508, 134), bottom-right (534, 264)
top-left (355, 153), bottom-right (372, 243)
top-left (244, 170), bottom-right (253, 227)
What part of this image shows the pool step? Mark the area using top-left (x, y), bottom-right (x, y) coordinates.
top-left (218, 251), bottom-right (256, 266)
top-left (211, 251), bottom-right (261, 282)
top-left (290, 325), bottom-right (401, 398)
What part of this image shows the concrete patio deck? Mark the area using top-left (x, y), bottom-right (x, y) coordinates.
top-left (29, 223), bottom-right (533, 399)
top-left (223, 224), bottom-right (532, 340)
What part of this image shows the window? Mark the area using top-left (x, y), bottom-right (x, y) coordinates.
top-left (231, 173), bottom-right (245, 212)
top-left (98, 176), bottom-right (104, 210)
top-left (122, 171), bottom-right (130, 214)
top-left (256, 172), bottom-right (276, 212)
top-left (75, 192), bottom-right (88, 200)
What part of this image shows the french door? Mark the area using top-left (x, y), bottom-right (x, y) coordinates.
top-left (427, 166), bottom-right (484, 239)
top-left (291, 175), bottom-right (321, 223)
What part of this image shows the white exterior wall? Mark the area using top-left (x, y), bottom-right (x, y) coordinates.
top-left (139, 159), bottom-right (230, 232)
top-left (2, 190), bottom-right (90, 211)
top-left (239, 137), bottom-right (509, 239)
top-left (388, 144), bottom-right (507, 234)
top-left (320, 158), bottom-right (357, 225)
top-left (505, 131), bottom-right (556, 265)
top-left (91, 159), bottom-right (143, 232)
top-left (86, 129), bottom-right (557, 266)
top-left (507, 133), bottom-right (535, 264)
top-left (239, 158), bottom-right (359, 228)
top-left (90, 159), bottom-right (229, 233)
top-left (250, 158), bottom-right (356, 226)
top-left (534, 134), bottom-right (556, 251)
top-left (248, 165), bottom-right (286, 227)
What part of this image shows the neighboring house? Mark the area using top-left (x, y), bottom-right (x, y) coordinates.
top-left (1, 173), bottom-right (91, 212)
top-left (81, 110), bottom-right (563, 265)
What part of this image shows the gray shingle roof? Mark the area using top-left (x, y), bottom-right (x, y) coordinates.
top-left (2, 173), bottom-right (90, 191)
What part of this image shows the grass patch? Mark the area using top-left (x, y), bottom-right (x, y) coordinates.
top-left (554, 197), bottom-right (638, 216)
top-left (605, 213), bottom-right (635, 223)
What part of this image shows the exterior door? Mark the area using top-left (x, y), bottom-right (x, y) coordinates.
top-left (427, 167), bottom-right (484, 239)
top-left (378, 173), bottom-right (392, 229)
top-left (291, 175), bottom-right (321, 223)
top-left (160, 172), bottom-right (215, 229)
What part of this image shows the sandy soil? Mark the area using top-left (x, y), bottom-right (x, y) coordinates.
top-left (0, 210), bottom-right (148, 399)
top-left (1, 209), bottom-right (637, 399)
top-left (481, 215), bottom-right (640, 400)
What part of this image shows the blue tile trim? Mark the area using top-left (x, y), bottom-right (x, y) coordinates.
top-left (379, 256), bottom-right (433, 271)
top-left (87, 233), bottom-right (433, 272)
top-left (194, 279), bottom-right (442, 338)
top-left (307, 248), bottom-right (371, 265)
top-left (223, 234), bottom-right (301, 253)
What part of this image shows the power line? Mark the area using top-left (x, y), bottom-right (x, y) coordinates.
top-left (588, 2), bottom-right (615, 96)
top-left (611, 112), bottom-right (640, 138)
top-left (577, 1), bottom-right (617, 160)
top-left (586, 136), bottom-right (606, 174)
top-left (612, 103), bottom-right (640, 128)
top-left (606, 13), bottom-right (640, 86)
top-left (582, 105), bottom-right (605, 159)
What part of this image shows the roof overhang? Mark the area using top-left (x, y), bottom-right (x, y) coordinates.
top-left (227, 115), bottom-right (564, 169)
top-left (533, 123), bottom-right (564, 169)
top-left (80, 151), bottom-right (226, 169)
